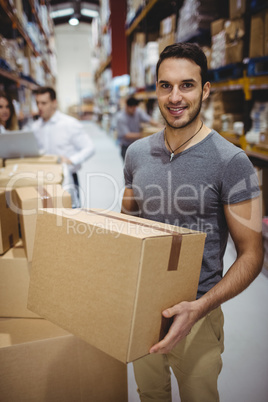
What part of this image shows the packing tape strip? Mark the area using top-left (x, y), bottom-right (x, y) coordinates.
top-left (36, 186), bottom-right (53, 208)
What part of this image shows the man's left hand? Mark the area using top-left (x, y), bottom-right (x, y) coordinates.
top-left (149, 301), bottom-right (200, 354)
top-left (60, 156), bottom-right (72, 164)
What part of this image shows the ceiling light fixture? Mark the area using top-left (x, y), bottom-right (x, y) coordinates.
top-left (50, 8), bottom-right (74, 19)
top-left (69, 16), bottom-right (80, 26)
top-left (80, 8), bottom-right (99, 18)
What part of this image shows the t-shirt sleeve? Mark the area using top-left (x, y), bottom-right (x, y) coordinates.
top-left (221, 151), bottom-right (260, 204)
top-left (123, 147), bottom-right (133, 188)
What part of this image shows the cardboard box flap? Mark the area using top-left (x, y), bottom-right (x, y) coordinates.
top-left (45, 208), bottom-right (205, 239)
top-left (0, 319), bottom-right (70, 348)
top-left (100, 209), bottom-right (202, 235)
top-left (5, 155), bottom-right (59, 166)
top-left (14, 185), bottom-right (71, 210)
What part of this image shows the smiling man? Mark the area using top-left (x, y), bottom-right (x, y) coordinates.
top-left (121, 43), bottom-right (263, 401)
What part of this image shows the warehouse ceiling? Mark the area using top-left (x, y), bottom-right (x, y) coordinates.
top-left (49, 0), bottom-right (100, 25)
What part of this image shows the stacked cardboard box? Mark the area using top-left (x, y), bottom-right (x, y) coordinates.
top-left (0, 163), bottom-right (63, 188)
top-left (249, 9), bottom-right (268, 58)
top-left (12, 185), bottom-right (72, 261)
top-left (210, 17), bottom-right (245, 69)
top-left (158, 14), bottom-right (176, 54)
top-left (0, 172), bottom-right (128, 398)
top-left (0, 318), bottom-right (128, 401)
top-left (0, 190), bottom-right (19, 255)
top-left (177, 0), bottom-right (220, 42)
top-left (0, 242), bottom-right (39, 318)
top-left (4, 155), bottom-right (59, 166)
top-left (130, 33), bottom-right (146, 89)
top-left (0, 184), bottom-right (72, 317)
top-left (202, 92), bottom-right (244, 133)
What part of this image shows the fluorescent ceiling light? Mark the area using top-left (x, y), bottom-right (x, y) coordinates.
top-left (69, 17), bottom-right (80, 26)
top-left (50, 8), bottom-right (74, 19)
top-left (81, 8), bottom-right (99, 18)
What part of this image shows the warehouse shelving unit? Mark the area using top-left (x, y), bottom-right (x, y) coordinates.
top-left (0, 0), bottom-right (55, 122)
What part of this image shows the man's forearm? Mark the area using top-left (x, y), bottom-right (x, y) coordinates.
top-left (194, 245), bottom-right (263, 320)
top-left (124, 132), bottom-right (141, 140)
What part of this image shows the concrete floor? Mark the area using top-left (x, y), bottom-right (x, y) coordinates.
top-left (79, 121), bottom-right (268, 402)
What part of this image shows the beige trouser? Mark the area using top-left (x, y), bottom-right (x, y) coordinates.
top-left (133, 307), bottom-right (224, 402)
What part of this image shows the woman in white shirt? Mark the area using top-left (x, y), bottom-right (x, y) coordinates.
top-left (0, 91), bottom-right (19, 132)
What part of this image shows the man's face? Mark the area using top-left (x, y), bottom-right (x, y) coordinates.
top-left (156, 58), bottom-right (210, 130)
top-left (35, 93), bottom-right (57, 121)
top-left (0, 97), bottom-right (11, 125)
top-left (126, 105), bottom-right (137, 116)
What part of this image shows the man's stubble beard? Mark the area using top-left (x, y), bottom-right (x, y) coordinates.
top-left (158, 92), bottom-right (203, 131)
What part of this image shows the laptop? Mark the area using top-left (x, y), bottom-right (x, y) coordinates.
top-left (0, 130), bottom-right (44, 159)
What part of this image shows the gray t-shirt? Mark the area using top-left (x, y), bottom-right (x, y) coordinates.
top-left (124, 129), bottom-right (260, 298)
top-left (116, 108), bottom-right (151, 146)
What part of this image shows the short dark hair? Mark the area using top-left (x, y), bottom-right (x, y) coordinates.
top-left (35, 86), bottom-right (57, 101)
top-left (156, 42), bottom-right (208, 87)
top-left (126, 97), bottom-right (139, 107)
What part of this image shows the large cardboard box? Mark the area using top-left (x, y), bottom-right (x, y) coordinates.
top-left (0, 242), bottom-right (39, 318)
top-left (4, 155), bottom-right (59, 166)
top-left (265, 9), bottom-right (268, 56)
top-left (0, 318), bottom-right (128, 402)
top-left (28, 209), bottom-right (206, 363)
top-left (12, 185), bottom-right (72, 261)
top-left (0, 163), bottom-right (63, 188)
top-left (0, 190), bottom-right (19, 255)
top-left (249, 12), bottom-right (265, 58)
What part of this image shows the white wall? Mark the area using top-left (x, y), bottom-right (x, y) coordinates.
top-left (54, 23), bottom-right (97, 113)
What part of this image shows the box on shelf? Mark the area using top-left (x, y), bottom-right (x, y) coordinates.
top-left (4, 155), bottom-right (59, 166)
top-left (221, 113), bottom-right (244, 133)
top-left (0, 190), bottom-right (19, 255)
top-left (264, 9), bottom-right (268, 56)
top-left (259, 131), bottom-right (268, 146)
top-left (249, 12), bottom-right (265, 58)
top-left (229, 0), bottom-right (247, 20)
top-left (0, 242), bottom-right (40, 318)
top-left (211, 18), bottom-right (226, 36)
top-left (28, 209), bottom-right (206, 363)
top-left (0, 318), bottom-right (127, 402)
top-left (224, 18), bottom-right (245, 43)
top-left (225, 40), bottom-right (244, 64)
top-left (12, 184), bottom-right (72, 262)
top-left (159, 14), bottom-right (176, 37)
top-left (158, 32), bottom-right (176, 54)
top-left (0, 163), bottom-right (63, 188)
